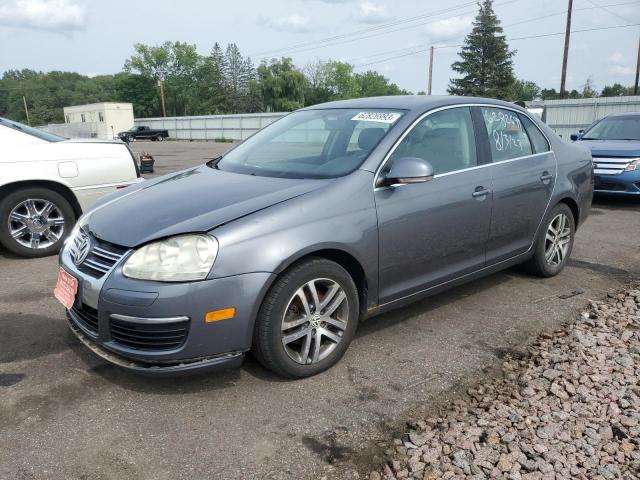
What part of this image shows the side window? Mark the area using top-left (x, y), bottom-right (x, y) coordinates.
top-left (519, 114), bottom-right (550, 153)
top-left (390, 107), bottom-right (477, 175)
top-left (480, 107), bottom-right (533, 161)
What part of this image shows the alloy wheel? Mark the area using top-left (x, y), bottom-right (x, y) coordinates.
top-left (8, 198), bottom-right (65, 250)
top-left (281, 278), bottom-right (349, 365)
top-left (544, 213), bottom-right (571, 267)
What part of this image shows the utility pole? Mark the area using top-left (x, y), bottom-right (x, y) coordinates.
top-left (158, 79), bottom-right (167, 117)
top-left (634, 35), bottom-right (639, 95)
top-left (22, 95), bottom-right (30, 125)
top-left (559, 0), bottom-right (573, 99)
top-left (428, 46), bottom-right (434, 95)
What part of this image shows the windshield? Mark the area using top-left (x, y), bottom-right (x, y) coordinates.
top-left (0, 117), bottom-right (65, 142)
top-left (214, 108), bottom-right (405, 179)
top-left (582, 116), bottom-right (640, 141)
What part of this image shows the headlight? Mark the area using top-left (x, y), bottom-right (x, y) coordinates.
top-left (122, 234), bottom-right (218, 282)
top-left (625, 159), bottom-right (640, 171)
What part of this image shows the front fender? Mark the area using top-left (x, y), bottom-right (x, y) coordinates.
top-left (209, 170), bottom-right (380, 306)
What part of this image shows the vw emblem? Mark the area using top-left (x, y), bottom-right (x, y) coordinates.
top-left (73, 236), bottom-right (91, 265)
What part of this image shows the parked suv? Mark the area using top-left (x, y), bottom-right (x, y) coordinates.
top-left (571, 112), bottom-right (640, 196)
top-left (56, 96), bottom-right (593, 378)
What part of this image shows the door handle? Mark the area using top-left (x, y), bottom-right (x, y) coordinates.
top-left (472, 187), bottom-right (491, 198)
top-left (540, 172), bottom-right (554, 182)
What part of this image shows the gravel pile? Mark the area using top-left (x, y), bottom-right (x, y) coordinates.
top-left (368, 288), bottom-right (640, 480)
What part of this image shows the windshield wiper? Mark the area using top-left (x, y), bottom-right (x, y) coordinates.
top-left (206, 156), bottom-right (223, 169)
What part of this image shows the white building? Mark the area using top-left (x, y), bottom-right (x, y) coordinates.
top-left (63, 102), bottom-right (134, 139)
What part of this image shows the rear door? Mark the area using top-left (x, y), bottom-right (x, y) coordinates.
top-left (476, 106), bottom-right (556, 264)
top-left (375, 106), bottom-right (493, 304)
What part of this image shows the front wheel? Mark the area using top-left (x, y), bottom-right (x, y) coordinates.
top-left (252, 258), bottom-right (359, 378)
top-left (0, 187), bottom-right (76, 258)
top-left (525, 203), bottom-right (575, 277)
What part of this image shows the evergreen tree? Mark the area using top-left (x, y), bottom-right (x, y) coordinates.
top-left (448, 0), bottom-right (515, 99)
top-left (197, 42), bottom-right (229, 113)
top-left (224, 43), bottom-right (254, 113)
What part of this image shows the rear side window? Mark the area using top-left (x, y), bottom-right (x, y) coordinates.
top-left (480, 107), bottom-right (533, 161)
top-left (390, 107), bottom-right (477, 175)
top-left (519, 114), bottom-right (550, 153)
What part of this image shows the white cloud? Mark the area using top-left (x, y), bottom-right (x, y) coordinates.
top-left (356, 1), bottom-right (391, 24)
top-left (609, 51), bottom-right (625, 63)
top-left (608, 65), bottom-right (634, 76)
top-left (424, 15), bottom-right (473, 42)
top-left (258, 14), bottom-right (313, 33)
top-left (0, 0), bottom-right (86, 33)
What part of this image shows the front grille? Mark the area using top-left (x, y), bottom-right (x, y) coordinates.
top-left (595, 181), bottom-right (626, 191)
top-left (593, 157), bottom-right (636, 175)
top-left (70, 304), bottom-right (99, 336)
top-left (109, 317), bottom-right (189, 352)
top-left (70, 229), bottom-right (128, 279)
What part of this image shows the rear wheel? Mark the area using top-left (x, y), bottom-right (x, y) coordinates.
top-left (0, 187), bottom-right (75, 258)
top-left (525, 203), bottom-right (575, 277)
top-left (156, 135), bottom-right (164, 142)
top-left (252, 258), bottom-right (359, 378)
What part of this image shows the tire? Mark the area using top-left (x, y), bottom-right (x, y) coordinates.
top-left (157, 135), bottom-right (164, 142)
top-left (127, 135), bottom-right (134, 143)
top-left (252, 257), bottom-right (359, 378)
top-left (525, 203), bottom-right (575, 277)
top-left (0, 187), bottom-right (76, 258)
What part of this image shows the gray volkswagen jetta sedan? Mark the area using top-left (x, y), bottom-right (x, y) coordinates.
top-left (56, 96), bottom-right (593, 378)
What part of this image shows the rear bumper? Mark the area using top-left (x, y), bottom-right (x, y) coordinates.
top-left (594, 171), bottom-right (640, 196)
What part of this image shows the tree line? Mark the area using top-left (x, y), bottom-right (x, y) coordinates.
top-left (0, 41), bottom-right (408, 126)
top-left (0, 0), bottom-right (635, 126)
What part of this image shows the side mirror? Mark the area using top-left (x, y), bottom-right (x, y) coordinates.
top-left (383, 157), bottom-right (434, 186)
top-left (570, 129), bottom-right (585, 141)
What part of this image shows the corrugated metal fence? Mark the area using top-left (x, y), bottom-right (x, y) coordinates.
top-left (133, 112), bottom-right (287, 141)
top-left (542, 96), bottom-right (640, 139)
top-left (133, 97), bottom-right (640, 142)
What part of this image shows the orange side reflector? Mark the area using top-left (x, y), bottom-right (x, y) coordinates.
top-left (205, 308), bottom-right (236, 323)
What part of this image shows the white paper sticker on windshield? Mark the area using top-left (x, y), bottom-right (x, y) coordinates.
top-left (351, 111), bottom-right (401, 124)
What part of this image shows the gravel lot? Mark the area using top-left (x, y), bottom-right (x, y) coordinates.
top-left (0, 141), bottom-right (639, 480)
top-left (366, 286), bottom-right (639, 480)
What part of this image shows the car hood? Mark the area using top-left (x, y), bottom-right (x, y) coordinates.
top-left (85, 165), bottom-right (330, 248)
top-left (580, 139), bottom-right (640, 157)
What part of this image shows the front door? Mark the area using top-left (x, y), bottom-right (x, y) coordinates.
top-left (375, 106), bottom-right (493, 305)
top-left (476, 107), bottom-right (557, 264)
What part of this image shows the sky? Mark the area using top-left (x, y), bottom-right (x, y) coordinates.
top-left (0, 0), bottom-right (638, 95)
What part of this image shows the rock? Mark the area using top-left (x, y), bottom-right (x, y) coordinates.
top-left (550, 382), bottom-right (570, 400)
top-left (497, 454), bottom-right (512, 472)
top-left (542, 369), bottom-right (562, 381)
top-left (450, 450), bottom-right (470, 470)
top-left (365, 287), bottom-right (640, 480)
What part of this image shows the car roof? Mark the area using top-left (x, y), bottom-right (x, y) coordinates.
top-left (604, 112), bottom-right (640, 119)
top-left (301, 95), bottom-right (526, 113)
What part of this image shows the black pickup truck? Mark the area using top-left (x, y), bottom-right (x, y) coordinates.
top-left (118, 126), bottom-right (169, 142)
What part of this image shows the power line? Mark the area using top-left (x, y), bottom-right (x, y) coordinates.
top-left (353, 22), bottom-right (640, 68)
top-left (345, 0), bottom-right (639, 66)
top-left (250, 1), bottom-right (478, 57)
top-left (251, 0), bottom-right (525, 60)
top-left (584, 0), bottom-right (630, 23)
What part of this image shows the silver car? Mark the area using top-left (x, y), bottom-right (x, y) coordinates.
top-left (56, 96), bottom-right (593, 378)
